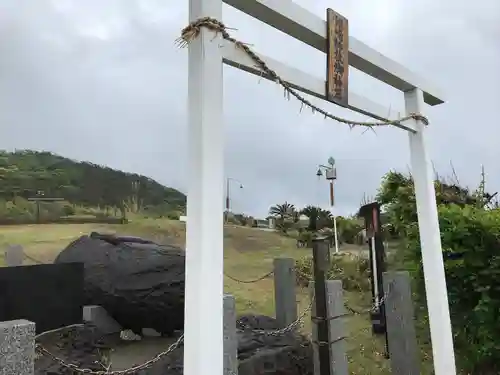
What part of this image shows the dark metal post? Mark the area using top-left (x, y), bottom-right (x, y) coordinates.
top-left (359, 202), bottom-right (387, 335)
top-left (359, 201), bottom-right (389, 357)
top-left (225, 178), bottom-right (230, 223)
top-left (312, 238), bottom-right (332, 375)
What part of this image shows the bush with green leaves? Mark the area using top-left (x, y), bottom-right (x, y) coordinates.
top-left (62, 204), bottom-right (75, 216)
top-left (297, 230), bottom-right (314, 247)
top-left (295, 253), bottom-right (370, 292)
top-left (405, 204), bottom-right (500, 373)
top-left (336, 216), bottom-right (363, 244)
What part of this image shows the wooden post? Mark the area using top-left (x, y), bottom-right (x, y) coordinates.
top-left (310, 280), bottom-right (348, 375)
top-left (273, 258), bottom-right (297, 328)
top-left (311, 239), bottom-right (332, 375)
top-left (383, 271), bottom-right (420, 375)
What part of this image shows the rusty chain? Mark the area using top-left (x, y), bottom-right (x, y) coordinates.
top-left (23, 253), bottom-right (44, 264)
top-left (36, 301), bottom-right (309, 375)
top-left (177, 17), bottom-right (429, 130)
top-left (344, 280), bottom-right (394, 315)
top-left (35, 332), bottom-right (184, 375)
top-left (238, 298), bottom-right (314, 336)
top-left (224, 269), bottom-right (274, 283)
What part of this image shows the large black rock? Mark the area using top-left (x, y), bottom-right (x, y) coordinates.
top-left (54, 233), bottom-right (185, 335)
top-left (237, 315), bottom-right (313, 375)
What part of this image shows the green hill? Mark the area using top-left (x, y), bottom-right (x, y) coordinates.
top-left (0, 150), bottom-right (186, 215)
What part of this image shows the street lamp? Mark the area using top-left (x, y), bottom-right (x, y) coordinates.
top-left (225, 177), bottom-right (244, 223)
top-left (317, 157), bottom-right (339, 254)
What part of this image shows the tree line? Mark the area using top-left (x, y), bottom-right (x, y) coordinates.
top-left (0, 150), bottom-right (186, 221)
top-left (267, 202), bottom-right (365, 246)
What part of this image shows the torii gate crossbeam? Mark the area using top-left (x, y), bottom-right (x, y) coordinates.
top-left (183, 1), bottom-right (456, 375)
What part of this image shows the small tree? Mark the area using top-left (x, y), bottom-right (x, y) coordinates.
top-left (301, 205), bottom-right (332, 231)
top-left (269, 202), bottom-right (297, 233)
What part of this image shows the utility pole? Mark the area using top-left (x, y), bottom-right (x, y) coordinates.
top-left (28, 191), bottom-right (64, 223)
top-left (316, 157), bottom-right (339, 253)
top-left (225, 178), bottom-right (243, 223)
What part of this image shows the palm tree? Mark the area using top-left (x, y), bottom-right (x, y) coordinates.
top-left (269, 202), bottom-right (296, 220)
top-left (300, 205), bottom-right (319, 230)
top-left (300, 205), bottom-right (333, 231)
top-left (269, 202), bottom-right (297, 233)
top-left (317, 208), bottom-right (333, 229)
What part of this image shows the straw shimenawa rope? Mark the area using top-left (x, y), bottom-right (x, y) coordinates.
top-left (176, 17), bottom-right (429, 130)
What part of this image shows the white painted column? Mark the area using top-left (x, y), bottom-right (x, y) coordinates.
top-left (184, 0), bottom-right (224, 375)
top-left (332, 214), bottom-right (339, 253)
top-left (406, 88), bottom-right (456, 375)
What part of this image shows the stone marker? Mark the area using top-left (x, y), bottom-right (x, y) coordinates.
top-left (0, 319), bottom-right (35, 375)
top-left (5, 245), bottom-right (23, 267)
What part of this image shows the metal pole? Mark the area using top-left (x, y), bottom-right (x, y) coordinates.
top-left (329, 181), bottom-right (339, 254)
top-left (225, 178), bottom-right (230, 223)
top-left (312, 238), bottom-right (332, 375)
top-left (332, 216), bottom-right (339, 253)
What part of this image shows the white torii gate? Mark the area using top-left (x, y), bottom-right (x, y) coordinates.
top-left (183, 0), bottom-right (456, 375)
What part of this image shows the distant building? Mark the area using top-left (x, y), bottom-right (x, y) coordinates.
top-left (254, 219), bottom-right (269, 228)
top-left (179, 215), bottom-right (187, 223)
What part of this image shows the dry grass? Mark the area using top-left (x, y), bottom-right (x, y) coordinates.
top-left (0, 218), bottom-right (421, 374)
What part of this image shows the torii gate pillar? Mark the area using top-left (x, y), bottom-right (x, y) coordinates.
top-left (406, 88), bottom-right (456, 374)
top-left (184, 1), bottom-right (225, 375)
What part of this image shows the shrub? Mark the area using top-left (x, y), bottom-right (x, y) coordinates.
top-left (405, 204), bottom-right (500, 373)
top-left (295, 253), bottom-right (371, 292)
top-left (337, 216), bottom-right (363, 244)
top-left (62, 204), bottom-right (75, 216)
top-left (297, 230), bottom-right (314, 248)
top-left (167, 212), bottom-right (180, 220)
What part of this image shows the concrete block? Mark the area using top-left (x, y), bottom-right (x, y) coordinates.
top-left (83, 305), bottom-right (122, 335)
top-left (0, 319), bottom-right (35, 375)
top-left (5, 245), bottom-right (23, 267)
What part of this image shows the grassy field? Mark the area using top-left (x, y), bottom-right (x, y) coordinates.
top-left (0, 218), bottom-right (431, 374)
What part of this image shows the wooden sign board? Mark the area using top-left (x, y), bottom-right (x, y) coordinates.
top-left (326, 8), bottom-right (349, 107)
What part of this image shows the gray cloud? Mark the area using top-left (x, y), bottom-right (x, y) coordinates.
top-left (0, 0), bottom-right (498, 217)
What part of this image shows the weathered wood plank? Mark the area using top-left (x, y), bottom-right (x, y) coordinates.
top-left (326, 9), bottom-right (349, 107)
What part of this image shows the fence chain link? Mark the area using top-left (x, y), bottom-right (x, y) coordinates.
top-left (344, 280), bottom-right (393, 315)
top-left (237, 299), bottom-right (314, 336)
top-left (23, 253), bottom-right (44, 264)
top-left (35, 333), bottom-right (184, 375)
top-left (224, 269), bottom-right (274, 284)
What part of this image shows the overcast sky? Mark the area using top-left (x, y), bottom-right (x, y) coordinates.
top-left (0, 0), bottom-right (498, 217)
